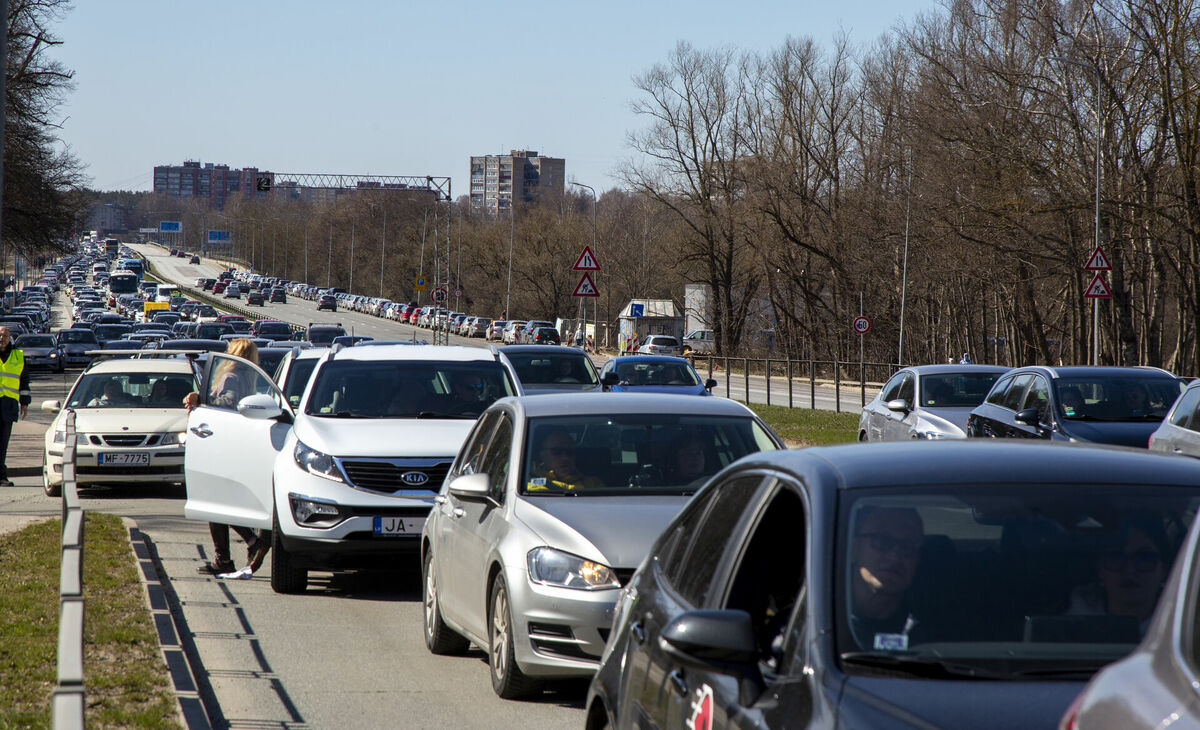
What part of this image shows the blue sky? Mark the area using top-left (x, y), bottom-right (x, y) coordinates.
top-left (55, 1), bottom-right (936, 194)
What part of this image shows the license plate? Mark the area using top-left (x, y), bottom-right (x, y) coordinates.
top-left (373, 516), bottom-right (424, 536)
top-left (98, 452), bottom-right (150, 466)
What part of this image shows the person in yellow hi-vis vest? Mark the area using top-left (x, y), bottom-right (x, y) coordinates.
top-left (0, 326), bottom-right (30, 486)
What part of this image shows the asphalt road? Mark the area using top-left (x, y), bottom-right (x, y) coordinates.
top-left (0, 279), bottom-right (587, 729)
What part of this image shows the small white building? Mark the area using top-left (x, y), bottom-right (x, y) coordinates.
top-left (618, 299), bottom-right (684, 351)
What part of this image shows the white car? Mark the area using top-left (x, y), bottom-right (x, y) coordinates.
top-left (41, 354), bottom-right (198, 496)
top-left (636, 335), bottom-right (682, 357)
top-left (183, 345), bottom-right (523, 593)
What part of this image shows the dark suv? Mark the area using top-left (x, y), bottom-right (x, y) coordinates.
top-left (306, 323), bottom-right (346, 346)
top-left (967, 365), bottom-right (1185, 447)
top-left (317, 294), bottom-right (337, 312)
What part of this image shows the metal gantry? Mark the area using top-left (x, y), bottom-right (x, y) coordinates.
top-left (270, 173), bottom-right (452, 201)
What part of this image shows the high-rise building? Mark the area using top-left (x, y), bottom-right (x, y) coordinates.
top-left (152, 161), bottom-right (274, 209)
top-left (469, 150), bottom-right (565, 215)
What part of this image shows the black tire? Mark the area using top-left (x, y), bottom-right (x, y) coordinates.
top-left (488, 573), bottom-right (542, 699)
top-left (423, 550), bottom-right (469, 655)
top-left (270, 512), bottom-right (307, 594)
top-left (43, 452), bottom-right (61, 497)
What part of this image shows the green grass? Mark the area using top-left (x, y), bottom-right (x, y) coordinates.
top-left (749, 403), bottom-right (861, 447)
top-left (0, 513), bottom-right (181, 729)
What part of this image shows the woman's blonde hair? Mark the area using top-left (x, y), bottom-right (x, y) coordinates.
top-left (213, 338), bottom-right (260, 385)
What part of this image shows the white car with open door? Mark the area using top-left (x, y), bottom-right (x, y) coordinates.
top-left (184, 345), bottom-right (522, 594)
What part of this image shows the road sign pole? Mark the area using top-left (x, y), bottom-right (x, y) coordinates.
top-left (1093, 298), bottom-right (1099, 366)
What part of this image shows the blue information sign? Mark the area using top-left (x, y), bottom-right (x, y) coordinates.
top-left (159, 221), bottom-right (182, 233)
top-left (207, 230), bottom-right (231, 243)
top-left (630, 303), bottom-right (644, 318)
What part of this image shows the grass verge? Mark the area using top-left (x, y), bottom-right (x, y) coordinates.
top-left (749, 403), bottom-right (860, 447)
top-left (0, 513), bottom-right (180, 729)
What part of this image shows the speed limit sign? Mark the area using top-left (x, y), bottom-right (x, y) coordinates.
top-left (852, 316), bottom-right (871, 334)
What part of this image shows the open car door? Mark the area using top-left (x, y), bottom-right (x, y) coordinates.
top-left (184, 353), bottom-right (293, 529)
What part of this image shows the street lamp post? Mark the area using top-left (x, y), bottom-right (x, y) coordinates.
top-left (505, 200), bottom-right (514, 319)
top-left (1051, 55), bottom-right (1103, 366)
top-left (380, 207), bottom-right (387, 298)
top-left (571, 182), bottom-right (598, 346)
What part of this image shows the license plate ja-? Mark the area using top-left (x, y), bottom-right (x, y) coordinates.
top-left (98, 452), bottom-right (150, 466)
top-left (373, 516), bottom-right (424, 536)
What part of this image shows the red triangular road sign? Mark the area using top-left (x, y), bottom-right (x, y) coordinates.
top-left (573, 272), bottom-right (599, 297)
top-left (1084, 272), bottom-right (1112, 299)
top-left (573, 246), bottom-right (600, 271)
top-left (1084, 247), bottom-right (1111, 271)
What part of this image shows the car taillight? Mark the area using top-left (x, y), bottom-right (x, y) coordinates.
top-left (1148, 434), bottom-right (1155, 449)
top-left (1058, 692), bottom-right (1084, 730)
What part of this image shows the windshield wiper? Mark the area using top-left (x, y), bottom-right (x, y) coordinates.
top-left (1005, 662), bottom-right (1112, 678)
top-left (415, 411), bottom-right (477, 419)
top-left (840, 652), bottom-right (1006, 680)
top-left (321, 411), bottom-right (367, 419)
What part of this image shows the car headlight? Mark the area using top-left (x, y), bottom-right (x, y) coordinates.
top-left (527, 547), bottom-right (620, 591)
top-left (160, 431), bottom-right (186, 446)
top-left (293, 440), bottom-right (343, 482)
top-left (913, 430), bottom-right (952, 439)
top-left (53, 431), bottom-right (87, 445)
top-left (288, 492), bottom-right (342, 525)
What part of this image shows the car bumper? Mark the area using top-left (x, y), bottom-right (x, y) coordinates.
top-left (274, 466), bottom-right (439, 568)
top-left (45, 445), bottom-right (185, 486)
top-left (24, 355), bottom-right (63, 368)
top-left (507, 565), bottom-right (619, 677)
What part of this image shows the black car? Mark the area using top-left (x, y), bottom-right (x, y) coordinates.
top-left (305, 324), bottom-right (345, 347)
top-left (966, 366), bottom-right (1185, 448)
top-left (269, 287), bottom-right (287, 303)
top-left (499, 344), bottom-right (602, 394)
top-left (531, 326), bottom-right (560, 345)
top-left (246, 291), bottom-right (265, 306)
top-left (586, 441), bottom-right (1200, 730)
top-left (317, 294), bottom-right (337, 311)
top-left (189, 255), bottom-right (201, 264)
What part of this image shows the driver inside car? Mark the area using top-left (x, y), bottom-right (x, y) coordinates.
top-left (526, 428), bottom-right (603, 492)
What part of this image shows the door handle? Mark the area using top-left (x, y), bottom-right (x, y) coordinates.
top-left (434, 495), bottom-right (446, 504)
top-left (668, 669), bottom-right (687, 696)
top-left (453, 508), bottom-right (465, 518)
top-left (189, 424), bottom-right (213, 438)
top-left (630, 620), bottom-right (646, 644)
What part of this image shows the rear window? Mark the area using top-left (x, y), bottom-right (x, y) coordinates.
top-left (507, 353), bottom-right (598, 387)
top-left (613, 360), bottom-right (700, 387)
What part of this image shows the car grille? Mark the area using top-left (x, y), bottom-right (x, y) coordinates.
top-left (337, 458), bottom-right (453, 494)
top-left (100, 434), bottom-right (156, 447)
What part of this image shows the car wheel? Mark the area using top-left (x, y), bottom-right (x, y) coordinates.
top-left (488, 572), bottom-right (541, 699)
top-left (270, 512), bottom-right (307, 594)
top-left (423, 550), bottom-right (469, 655)
top-left (43, 452), bottom-right (60, 497)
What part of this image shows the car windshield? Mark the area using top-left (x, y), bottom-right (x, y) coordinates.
top-left (66, 372), bottom-right (197, 409)
top-left (506, 352), bottom-right (598, 388)
top-left (521, 414), bottom-right (778, 496)
top-left (57, 331), bottom-right (96, 344)
top-left (307, 328), bottom-right (344, 345)
top-left (614, 361), bottom-right (700, 387)
top-left (920, 372), bottom-right (1004, 407)
top-left (304, 360), bottom-right (515, 419)
top-left (1056, 376), bottom-right (1182, 421)
top-left (16, 336), bottom-right (55, 347)
top-left (258, 322), bottom-right (290, 334)
top-left (836, 486), bottom-right (1200, 676)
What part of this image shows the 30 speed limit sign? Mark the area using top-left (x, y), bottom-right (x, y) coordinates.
top-left (852, 316), bottom-right (871, 334)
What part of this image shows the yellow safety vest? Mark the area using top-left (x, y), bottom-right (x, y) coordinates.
top-left (0, 349), bottom-right (24, 402)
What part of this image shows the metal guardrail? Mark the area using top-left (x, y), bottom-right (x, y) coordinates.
top-left (688, 355), bottom-right (899, 410)
top-left (53, 409), bottom-right (85, 729)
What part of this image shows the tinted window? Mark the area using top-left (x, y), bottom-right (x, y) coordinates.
top-left (986, 375), bottom-right (1015, 405)
top-left (1002, 374), bottom-right (1034, 411)
top-left (480, 415), bottom-right (513, 502)
top-left (68, 372), bottom-right (196, 409)
top-left (57, 330), bottom-right (96, 344)
top-left (668, 474), bottom-right (766, 606)
top-left (896, 374), bottom-right (915, 405)
top-left (456, 410), bottom-right (502, 477)
top-left (612, 360), bottom-right (700, 387)
top-left (1023, 376), bottom-right (1050, 423)
top-left (920, 372), bottom-right (1004, 407)
top-left (880, 372), bottom-right (907, 402)
top-left (1167, 387), bottom-right (1200, 429)
top-left (1056, 375), bottom-right (1183, 421)
top-left (304, 360), bottom-right (514, 419)
top-left (506, 352), bottom-right (599, 387)
top-left (16, 336), bottom-right (55, 347)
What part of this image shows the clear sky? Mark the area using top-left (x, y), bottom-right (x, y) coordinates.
top-left (54, 0), bottom-right (935, 195)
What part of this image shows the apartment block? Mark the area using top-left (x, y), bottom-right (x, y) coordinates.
top-left (152, 161), bottom-right (274, 209)
top-left (469, 150), bottom-right (565, 215)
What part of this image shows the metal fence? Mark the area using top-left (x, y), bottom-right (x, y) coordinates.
top-left (688, 355), bottom-right (900, 410)
top-left (53, 409), bottom-right (84, 729)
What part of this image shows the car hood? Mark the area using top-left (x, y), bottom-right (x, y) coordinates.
top-left (839, 675), bottom-right (1083, 730)
top-left (1059, 419), bottom-right (1160, 448)
top-left (294, 416), bottom-right (474, 458)
top-left (21, 346), bottom-right (58, 356)
top-left (611, 384), bottom-right (709, 396)
top-left (918, 407), bottom-right (973, 437)
top-left (70, 408), bottom-right (188, 433)
top-left (514, 496), bottom-right (690, 569)
top-left (61, 343), bottom-right (95, 352)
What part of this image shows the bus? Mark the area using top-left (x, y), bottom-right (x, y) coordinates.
top-left (117, 258), bottom-right (144, 279)
top-left (104, 238), bottom-right (120, 257)
top-left (107, 271), bottom-right (140, 297)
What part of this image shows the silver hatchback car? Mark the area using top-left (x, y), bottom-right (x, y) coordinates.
top-left (420, 393), bottom-right (782, 699)
top-left (1149, 379), bottom-right (1200, 456)
top-left (859, 363), bottom-right (1009, 441)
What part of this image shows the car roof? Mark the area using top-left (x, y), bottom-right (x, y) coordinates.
top-left (500, 345), bottom-right (589, 355)
top-left (82, 357), bottom-right (195, 374)
top-left (729, 440), bottom-right (1200, 491)
top-left (498, 392), bottom-right (757, 419)
top-left (1007, 365), bottom-right (1180, 379)
top-left (607, 355), bottom-right (694, 364)
top-left (323, 344), bottom-right (499, 363)
top-left (899, 364), bottom-right (1011, 375)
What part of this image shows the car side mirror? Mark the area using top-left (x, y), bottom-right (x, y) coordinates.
top-left (659, 609), bottom-right (765, 705)
top-left (705, 378), bottom-right (718, 391)
top-left (1014, 408), bottom-right (1042, 427)
top-left (237, 394), bottom-right (283, 421)
top-left (885, 398), bottom-right (910, 413)
top-left (601, 372), bottom-right (620, 390)
top-left (41, 399), bottom-right (61, 414)
top-left (447, 472), bottom-right (491, 500)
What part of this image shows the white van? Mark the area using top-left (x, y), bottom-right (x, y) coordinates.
top-left (156, 283), bottom-right (181, 302)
